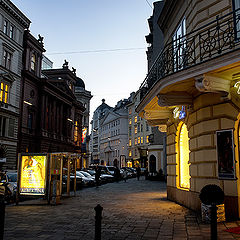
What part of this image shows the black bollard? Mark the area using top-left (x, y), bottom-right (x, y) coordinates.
top-left (210, 204), bottom-right (218, 240)
top-left (0, 194), bottom-right (5, 240)
top-left (94, 204), bottom-right (103, 240)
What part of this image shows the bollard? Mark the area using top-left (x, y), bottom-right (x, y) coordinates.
top-left (0, 187), bottom-right (5, 240)
top-left (210, 204), bottom-right (218, 240)
top-left (94, 204), bottom-right (103, 240)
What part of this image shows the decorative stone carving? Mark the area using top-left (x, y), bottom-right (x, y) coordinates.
top-left (62, 59), bottom-right (69, 69)
top-left (195, 74), bottom-right (230, 93)
top-left (157, 93), bottom-right (192, 107)
top-left (158, 125), bottom-right (167, 132)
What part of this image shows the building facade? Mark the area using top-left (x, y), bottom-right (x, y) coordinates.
top-left (90, 99), bottom-right (112, 164)
top-left (137, 0), bottom-right (240, 220)
top-left (99, 99), bottom-right (129, 167)
top-left (20, 50), bottom-right (85, 168)
top-left (0, 0), bottom-right (30, 169)
top-left (128, 90), bottom-right (166, 174)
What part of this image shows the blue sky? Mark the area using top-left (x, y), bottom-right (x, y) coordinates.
top-left (12, 0), bottom-right (155, 118)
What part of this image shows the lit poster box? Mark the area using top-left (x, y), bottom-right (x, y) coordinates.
top-left (19, 154), bottom-right (48, 195)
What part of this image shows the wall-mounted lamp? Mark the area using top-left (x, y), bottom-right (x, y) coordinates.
top-left (24, 100), bottom-right (32, 106)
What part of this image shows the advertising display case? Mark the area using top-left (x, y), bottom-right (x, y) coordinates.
top-left (18, 154), bottom-right (48, 196)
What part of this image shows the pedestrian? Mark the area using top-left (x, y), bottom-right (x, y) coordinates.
top-left (122, 169), bottom-right (127, 182)
top-left (95, 166), bottom-right (101, 187)
top-left (136, 166), bottom-right (141, 181)
top-left (114, 166), bottom-right (120, 182)
top-left (144, 168), bottom-right (149, 180)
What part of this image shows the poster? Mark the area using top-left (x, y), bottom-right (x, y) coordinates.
top-left (20, 155), bottom-right (47, 195)
top-left (216, 130), bottom-right (235, 179)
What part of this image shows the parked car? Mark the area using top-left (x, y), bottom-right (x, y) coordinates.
top-left (0, 171), bottom-right (17, 203)
top-left (62, 168), bottom-right (83, 191)
top-left (77, 171), bottom-right (95, 186)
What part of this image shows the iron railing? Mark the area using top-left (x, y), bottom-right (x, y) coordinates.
top-left (140, 9), bottom-right (240, 99)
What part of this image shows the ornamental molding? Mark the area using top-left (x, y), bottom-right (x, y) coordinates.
top-left (157, 93), bottom-right (192, 107)
top-left (195, 74), bottom-right (230, 93)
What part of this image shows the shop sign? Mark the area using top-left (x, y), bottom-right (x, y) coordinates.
top-left (173, 106), bottom-right (186, 120)
top-left (234, 81), bottom-right (240, 94)
top-left (216, 129), bottom-right (236, 179)
top-left (82, 127), bottom-right (87, 143)
top-left (19, 155), bottom-right (47, 195)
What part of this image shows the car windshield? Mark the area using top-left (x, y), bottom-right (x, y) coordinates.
top-left (80, 171), bottom-right (91, 177)
top-left (7, 173), bottom-right (17, 182)
top-left (107, 167), bottom-right (115, 171)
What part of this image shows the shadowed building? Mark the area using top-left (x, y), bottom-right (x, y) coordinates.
top-left (0, 0), bottom-right (30, 169)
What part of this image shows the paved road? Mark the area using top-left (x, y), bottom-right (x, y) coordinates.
top-left (3, 177), bottom-right (239, 240)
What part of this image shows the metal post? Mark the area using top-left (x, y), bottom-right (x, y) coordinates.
top-left (210, 204), bottom-right (218, 240)
top-left (0, 186), bottom-right (5, 240)
top-left (94, 204), bottom-right (103, 240)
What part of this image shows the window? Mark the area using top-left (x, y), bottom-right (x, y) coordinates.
top-left (134, 126), bottom-right (137, 134)
top-left (134, 116), bottom-right (137, 123)
top-left (129, 126), bottom-right (132, 136)
top-left (138, 137), bottom-right (140, 144)
top-left (137, 123), bottom-right (140, 132)
top-left (233, 0), bottom-right (240, 39)
top-left (129, 108), bottom-right (132, 114)
top-left (135, 138), bottom-right (137, 145)
top-left (146, 135), bottom-right (149, 143)
top-left (129, 150), bottom-right (132, 157)
top-left (141, 124), bottom-right (143, 132)
top-left (9, 25), bottom-right (14, 39)
top-left (0, 116), bottom-right (6, 137)
top-left (27, 112), bottom-right (33, 130)
top-left (146, 123), bottom-right (149, 131)
top-left (129, 139), bottom-right (131, 146)
top-left (3, 20), bottom-right (8, 34)
top-left (0, 82), bottom-right (9, 103)
top-left (141, 137), bottom-right (143, 144)
top-left (172, 18), bottom-right (186, 71)
top-left (31, 53), bottom-right (36, 71)
top-left (3, 50), bottom-right (12, 70)
top-left (178, 123), bottom-right (190, 189)
top-left (129, 118), bottom-right (132, 125)
top-left (74, 121), bottom-right (78, 142)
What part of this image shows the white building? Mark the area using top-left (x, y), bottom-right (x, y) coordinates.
top-left (90, 99), bottom-right (112, 164)
top-left (99, 99), bottom-right (129, 167)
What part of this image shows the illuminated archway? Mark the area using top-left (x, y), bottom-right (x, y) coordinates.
top-left (178, 123), bottom-right (190, 189)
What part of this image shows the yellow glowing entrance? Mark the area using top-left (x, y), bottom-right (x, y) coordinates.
top-left (179, 123), bottom-right (190, 189)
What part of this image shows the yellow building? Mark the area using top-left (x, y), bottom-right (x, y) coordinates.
top-left (136, 0), bottom-right (240, 220)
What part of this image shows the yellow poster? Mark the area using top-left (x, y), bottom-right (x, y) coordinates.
top-left (20, 155), bottom-right (47, 195)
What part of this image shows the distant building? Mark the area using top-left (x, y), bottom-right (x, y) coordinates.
top-left (99, 99), bottom-right (129, 167)
top-left (90, 99), bottom-right (112, 164)
top-left (127, 90), bottom-right (166, 174)
top-left (0, 0), bottom-right (30, 169)
top-left (74, 75), bottom-right (92, 168)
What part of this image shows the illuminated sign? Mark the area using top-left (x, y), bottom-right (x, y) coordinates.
top-left (20, 155), bottom-right (47, 195)
top-left (234, 81), bottom-right (240, 94)
top-left (173, 106), bottom-right (186, 120)
top-left (82, 127), bottom-right (87, 143)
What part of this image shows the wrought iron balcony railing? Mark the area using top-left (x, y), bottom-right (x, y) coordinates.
top-left (140, 9), bottom-right (240, 99)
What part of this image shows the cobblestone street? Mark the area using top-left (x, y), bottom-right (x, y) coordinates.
top-left (3, 178), bottom-right (240, 240)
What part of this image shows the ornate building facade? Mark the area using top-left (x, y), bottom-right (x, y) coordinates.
top-left (137, 0), bottom-right (240, 220)
top-left (0, 0), bottom-right (30, 169)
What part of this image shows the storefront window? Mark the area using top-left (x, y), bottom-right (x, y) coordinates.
top-left (179, 123), bottom-right (190, 189)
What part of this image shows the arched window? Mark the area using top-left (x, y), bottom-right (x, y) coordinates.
top-left (179, 123), bottom-right (190, 189)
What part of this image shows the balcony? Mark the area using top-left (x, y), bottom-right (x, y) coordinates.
top-left (140, 9), bottom-right (240, 99)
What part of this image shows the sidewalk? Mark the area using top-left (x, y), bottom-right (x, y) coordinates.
top-left (3, 177), bottom-right (240, 239)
